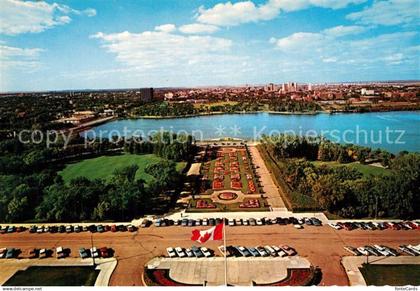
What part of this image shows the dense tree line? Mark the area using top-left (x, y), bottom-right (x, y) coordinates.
top-left (268, 100), bottom-right (321, 112)
top-left (0, 132), bottom-right (193, 223)
top-left (262, 134), bottom-right (393, 166)
top-left (261, 134), bottom-right (419, 218)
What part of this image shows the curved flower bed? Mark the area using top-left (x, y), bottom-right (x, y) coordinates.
top-left (218, 192), bottom-right (238, 200)
top-left (144, 269), bottom-right (201, 286)
top-left (254, 268), bottom-right (317, 286)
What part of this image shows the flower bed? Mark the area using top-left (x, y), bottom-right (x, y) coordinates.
top-left (213, 180), bottom-right (224, 190)
top-left (231, 181), bottom-right (242, 189)
top-left (218, 192), bottom-right (238, 200)
top-left (239, 199), bottom-right (260, 208)
top-left (196, 199), bottom-right (216, 209)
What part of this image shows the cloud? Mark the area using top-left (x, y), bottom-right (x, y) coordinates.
top-left (0, 44), bottom-right (43, 70)
top-left (271, 26), bottom-right (418, 68)
top-left (0, 0), bottom-right (96, 35)
top-left (196, 0), bottom-right (367, 26)
top-left (179, 23), bottom-right (219, 34)
top-left (347, 0), bottom-right (420, 26)
top-left (154, 24), bottom-right (176, 33)
top-left (91, 29), bottom-right (235, 70)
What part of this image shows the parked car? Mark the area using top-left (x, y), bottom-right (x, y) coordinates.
top-left (99, 247), bottom-right (110, 258)
top-left (344, 246), bottom-right (360, 256)
top-left (111, 225), bottom-right (117, 232)
top-left (282, 245), bottom-right (297, 256)
top-left (166, 247), bottom-right (176, 258)
top-left (1, 248), bottom-right (8, 258)
top-left (242, 219), bottom-right (249, 226)
top-left (29, 226), bottom-right (37, 233)
top-left (235, 219), bottom-right (242, 226)
top-left (264, 245), bottom-right (277, 257)
top-left (236, 246), bottom-right (251, 257)
top-left (200, 247), bottom-right (212, 257)
top-left (256, 219), bottom-right (263, 226)
top-left (90, 247), bottom-right (99, 258)
top-left (196, 219), bottom-right (202, 226)
top-left (256, 246), bottom-right (269, 257)
top-left (127, 225), bottom-right (137, 232)
top-left (185, 248), bottom-right (194, 257)
top-left (56, 246), bottom-right (66, 259)
top-left (208, 218), bottom-right (216, 226)
top-left (202, 218), bottom-right (208, 226)
top-left (175, 247), bottom-right (186, 258)
top-left (249, 218), bottom-right (256, 226)
top-left (191, 246), bottom-right (204, 258)
top-left (28, 248), bottom-right (39, 259)
top-left (248, 247), bottom-right (260, 257)
top-left (5, 248), bottom-right (16, 259)
top-left (39, 248), bottom-right (49, 259)
top-left (141, 220), bottom-right (151, 228)
top-left (228, 219), bottom-right (235, 226)
top-left (79, 248), bottom-right (89, 259)
top-left (188, 219), bottom-right (195, 227)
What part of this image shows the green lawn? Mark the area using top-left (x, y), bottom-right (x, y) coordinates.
top-left (359, 264), bottom-right (420, 286)
top-left (312, 161), bottom-right (390, 176)
top-left (59, 154), bottom-right (186, 184)
top-left (4, 266), bottom-right (99, 286)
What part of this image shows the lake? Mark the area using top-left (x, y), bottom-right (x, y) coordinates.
top-left (85, 111), bottom-right (420, 153)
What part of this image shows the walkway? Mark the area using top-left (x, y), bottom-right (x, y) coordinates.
top-left (248, 146), bottom-right (287, 210)
top-left (146, 256), bottom-right (310, 286)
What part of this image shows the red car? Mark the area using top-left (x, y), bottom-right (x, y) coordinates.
top-left (99, 247), bottom-right (109, 258)
top-left (111, 225), bottom-right (117, 232)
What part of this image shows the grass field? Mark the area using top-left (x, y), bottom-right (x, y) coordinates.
top-left (59, 154), bottom-right (186, 184)
top-left (312, 161), bottom-right (390, 176)
top-left (4, 266), bottom-right (99, 286)
top-left (359, 264), bottom-right (420, 286)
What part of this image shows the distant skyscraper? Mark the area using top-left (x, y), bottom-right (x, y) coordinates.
top-left (139, 88), bottom-right (153, 102)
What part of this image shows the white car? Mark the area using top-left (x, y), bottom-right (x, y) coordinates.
top-left (235, 219), bottom-right (242, 226)
top-left (328, 223), bottom-right (342, 230)
top-left (294, 224), bottom-right (303, 229)
top-left (256, 219), bottom-right (263, 226)
top-left (202, 219), bottom-right (208, 226)
top-left (0, 248), bottom-right (6, 258)
top-left (200, 247), bottom-right (212, 257)
top-left (166, 247), bottom-right (176, 258)
top-left (37, 226), bottom-right (44, 233)
top-left (344, 246), bottom-right (360, 256)
top-left (185, 248), bottom-right (194, 257)
top-left (357, 247), bottom-right (369, 256)
top-left (242, 219), bottom-right (249, 226)
top-left (228, 219), bottom-right (235, 226)
top-left (175, 247), bottom-right (186, 258)
top-left (256, 246), bottom-right (269, 257)
top-left (90, 247), bottom-right (99, 258)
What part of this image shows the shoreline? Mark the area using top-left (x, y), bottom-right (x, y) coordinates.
top-left (126, 108), bottom-right (420, 120)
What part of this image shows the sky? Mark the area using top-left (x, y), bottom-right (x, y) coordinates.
top-left (0, 0), bottom-right (419, 91)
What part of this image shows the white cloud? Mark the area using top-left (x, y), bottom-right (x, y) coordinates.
top-left (0, 0), bottom-right (96, 35)
top-left (0, 44), bottom-right (43, 70)
top-left (179, 23), bottom-right (219, 34)
top-left (322, 25), bottom-right (367, 37)
top-left (347, 0), bottom-right (420, 26)
top-left (196, 0), bottom-right (367, 26)
top-left (154, 24), bottom-right (176, 33)
top-left (91, 29), bottom-right (235, 70)
top-left (271, 27), bottom-right (418, 68)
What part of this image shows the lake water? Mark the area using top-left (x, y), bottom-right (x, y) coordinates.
top-left (85, 111), bottom-right (420, 153)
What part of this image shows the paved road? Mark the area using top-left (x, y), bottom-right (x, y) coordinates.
top-left (0, 225), bottom-right (418, 286)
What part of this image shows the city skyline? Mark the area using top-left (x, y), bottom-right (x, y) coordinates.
top-left (1, 0), bottom-right (419, 92)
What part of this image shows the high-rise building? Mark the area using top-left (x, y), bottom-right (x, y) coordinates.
top-left (138, 88), bottom-right (153, 102)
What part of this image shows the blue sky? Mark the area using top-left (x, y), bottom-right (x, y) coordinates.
top-left (1, 0), bottom-right (419, 91)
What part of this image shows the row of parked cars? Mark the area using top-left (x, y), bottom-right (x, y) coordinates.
top-left (25, 224), bottom-right (138, 234)
top-left (329, 221), bottom-right (419, 231)
top-left (344, 244), bottom-right (420, 257)
top-left (0, 248), bottom-right (19, 259)
top-left (166, 246), bottom-right (213, 258)
top-left (155, 217), bottom-right (322, 227)
top-left (79, 247), bottom-right (112, 259)
top-left (221, 245), bottom-right (297, 258)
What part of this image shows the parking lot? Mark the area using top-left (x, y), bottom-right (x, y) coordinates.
top-left (0, 223), bottom-right (418, 286)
